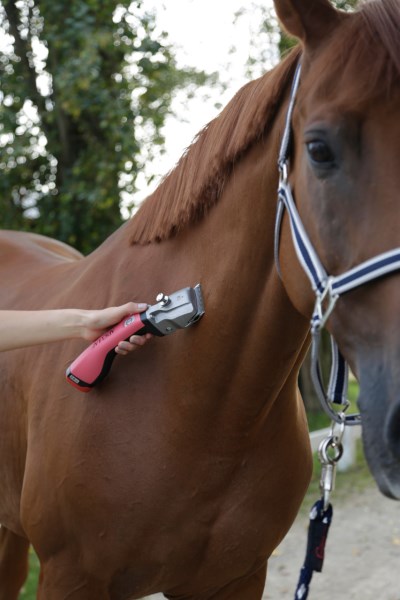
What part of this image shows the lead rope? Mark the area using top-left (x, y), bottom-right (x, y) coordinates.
top-left (294, 500), bottom-right (332, 600)
top-left (293, 425), bottom-right (344, 600)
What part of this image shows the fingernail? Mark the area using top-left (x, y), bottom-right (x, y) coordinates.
top-left (137, 303), bottom-right (148, 310)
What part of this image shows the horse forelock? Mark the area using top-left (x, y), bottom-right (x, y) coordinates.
top-left (128, 47), bottom-right (301, 245)
top-left (361, 0), bottom-right (400, 73)
top-left (306, 0), bottom-right (400, 111)
top-left (355, 0), bottom-right (400, 97)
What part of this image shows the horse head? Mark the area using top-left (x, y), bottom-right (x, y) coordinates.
top-left (274, 0), bottom-right (400, 498)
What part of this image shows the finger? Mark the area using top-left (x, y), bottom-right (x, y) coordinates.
top-left (115, 343), bottom-right (135, 354)
top-left (115, 332), bottom-right (152, 355)
top-left (107, 302), bottom-right (148, 325)
top-left (116, 340), bottom-right (138, 354)
top-left (126, 302), bottom-right (148, 313)
top-left (128, 334), bottom-right (147, 346)
top-left (115, 346), bottom-right (129, 355)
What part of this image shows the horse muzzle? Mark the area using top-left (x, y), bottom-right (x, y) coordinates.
top-left (358, 359), bottom-right (400, 500)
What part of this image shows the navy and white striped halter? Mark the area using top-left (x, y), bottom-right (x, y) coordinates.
top-left (275, 63), bottom-right (400, 426)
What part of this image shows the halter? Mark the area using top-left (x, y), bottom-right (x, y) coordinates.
top-left (275, 63), bottom-right (400, 426)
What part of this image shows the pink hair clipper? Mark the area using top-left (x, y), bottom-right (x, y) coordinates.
top-left (66, 284), bottom-right (204, 392)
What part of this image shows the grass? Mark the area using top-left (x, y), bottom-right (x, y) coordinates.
top-left (306, 379), bottom-right (360, 432)
top-left (19, 548), bottom-right (40, 600)
top-left (19, 382), bottom-right (368, 599)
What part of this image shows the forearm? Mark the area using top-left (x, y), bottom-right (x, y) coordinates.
top-left (0, 310), bottom-right (87, 352)
top-left (0, 302), bottom-right (149, 352)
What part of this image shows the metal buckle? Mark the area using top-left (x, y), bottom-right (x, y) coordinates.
top-left (318, 422), bottom-right (345, 510)
top-left (312, 278), bottom-right (339, 331)
top-left (278, 160), bottom-right (288, 184)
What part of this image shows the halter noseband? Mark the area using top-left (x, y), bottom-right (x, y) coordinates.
top-left (275, 62), bottom-right (400, 426)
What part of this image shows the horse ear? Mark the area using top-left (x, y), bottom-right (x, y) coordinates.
top-left (273, 0), bottom-right (342, 46)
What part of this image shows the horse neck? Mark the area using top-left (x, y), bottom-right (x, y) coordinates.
top-left (77, 89), bottom-right (310, 347)
top-left (187, 125), bottom-right (310, 403)
top-left (71, 80), bottom-right (310, 390)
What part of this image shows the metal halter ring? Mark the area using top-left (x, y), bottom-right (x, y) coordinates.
top-left (318, 433), bottom-right (344, 466)
top-left (312, 278), bottom-right (339, 332)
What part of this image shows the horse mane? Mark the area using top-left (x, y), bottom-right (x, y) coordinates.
top-left (129, 0), bottom-right (400, 246)
top-left (129, 47), bottom-right (301, 245)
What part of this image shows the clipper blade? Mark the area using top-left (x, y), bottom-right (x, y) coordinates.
top-left (187, 283), bottom-right (205, 326)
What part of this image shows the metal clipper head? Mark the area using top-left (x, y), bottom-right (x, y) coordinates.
top-left (145, 284), bottom-right (205, 336)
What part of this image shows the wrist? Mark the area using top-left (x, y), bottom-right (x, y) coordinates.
top-left (65, 309), bottom-right (90, 339)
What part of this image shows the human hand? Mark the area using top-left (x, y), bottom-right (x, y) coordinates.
top-left (82, 303), bottom-right (152, 354)
top-left (115, 332), bottom-right (153, 355)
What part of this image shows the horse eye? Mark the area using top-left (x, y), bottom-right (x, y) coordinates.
top-left (306, 141), bottom-right (335, 164)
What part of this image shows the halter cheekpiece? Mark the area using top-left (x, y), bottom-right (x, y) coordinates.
top-left (275, 62), bottom-right (400, 426)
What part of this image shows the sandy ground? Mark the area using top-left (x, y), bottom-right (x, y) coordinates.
top-left (263, 484), bottom-right (400, 599)
top-left (142, 484), bottom-right (400, 600)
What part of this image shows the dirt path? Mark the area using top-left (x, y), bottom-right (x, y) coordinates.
top-left (143, 484), bottom-right (400, 600)
top-left (263, 484), bottom-right (400, 599)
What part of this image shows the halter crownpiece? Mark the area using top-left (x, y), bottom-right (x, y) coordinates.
top-left (275, 62), bottom-right (400, 426)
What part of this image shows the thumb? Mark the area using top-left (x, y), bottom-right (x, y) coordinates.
top-left (94, 302), bottom-right (149, 331)
top-left (110, 302), bottom-right (148, 323)
top-left (122, 302), bottom-right (148, 314)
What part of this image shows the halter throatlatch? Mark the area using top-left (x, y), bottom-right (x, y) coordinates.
top-left (275, 62), bottom-right (400, 426)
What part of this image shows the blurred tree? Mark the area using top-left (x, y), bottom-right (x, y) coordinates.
top-left (0, 0), bottom-right (209, 253)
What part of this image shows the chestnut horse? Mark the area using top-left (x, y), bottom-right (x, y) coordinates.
top-left (1, 0), bottom-right (400, 598)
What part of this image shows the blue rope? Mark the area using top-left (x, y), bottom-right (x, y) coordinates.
top-left (294, 499), bottom-right (333, 600)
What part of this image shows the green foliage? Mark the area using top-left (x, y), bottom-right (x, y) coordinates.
top-left (0, 0), bottom-right (209, 253)
top-left (306, 378), bottom-right (359, 432)
top-left (19, 547), bottom-right (39, 599)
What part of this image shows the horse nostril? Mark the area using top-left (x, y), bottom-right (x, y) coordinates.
top-left (385, 402), bottom-right (400, 461)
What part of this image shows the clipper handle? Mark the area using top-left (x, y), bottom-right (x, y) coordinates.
top-left (66, 313), bottom-right (147, 392)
